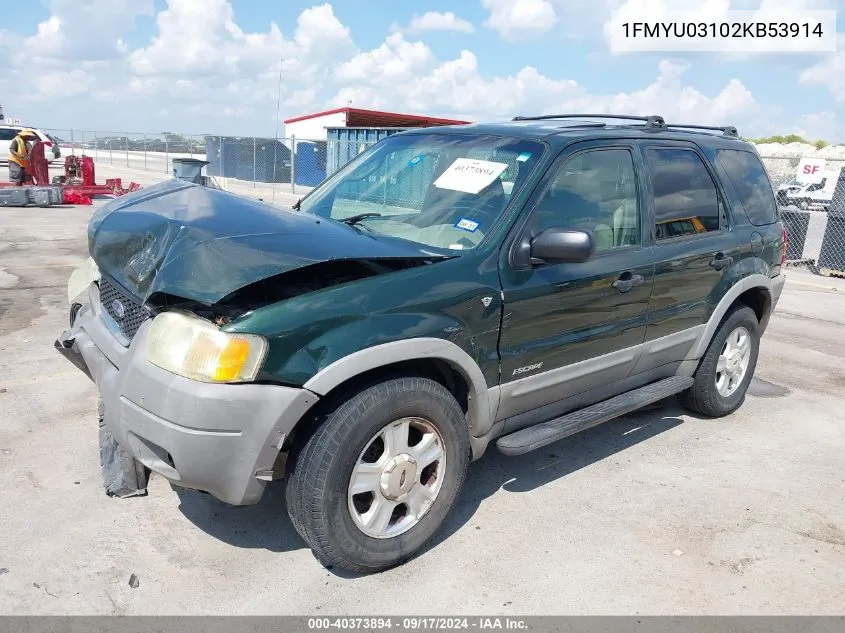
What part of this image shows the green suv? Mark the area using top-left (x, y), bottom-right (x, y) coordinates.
top-left (56, 114), bottom-right (787, 573)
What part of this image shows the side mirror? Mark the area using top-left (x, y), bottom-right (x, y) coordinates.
top-left (530, 227), bottom-right (595, 265)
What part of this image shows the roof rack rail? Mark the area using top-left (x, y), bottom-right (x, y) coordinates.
top-left (512, 113), bottom-right (666, 129)
top-left (665, 123), bottom-right (739, 138)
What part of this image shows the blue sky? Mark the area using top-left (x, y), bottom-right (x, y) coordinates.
top-left (0, 0), bottom-right (842, 141)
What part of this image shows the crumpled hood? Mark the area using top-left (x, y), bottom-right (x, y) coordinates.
top-left (87, 180), bottom-right (440, 305)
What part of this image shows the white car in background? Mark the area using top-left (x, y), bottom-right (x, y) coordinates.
top-left (0, 124), bottom-right (62, 166)
top-left (784, 172), bottom-right (838, 211)
top-left (775, 179), bottom-right (804, 205)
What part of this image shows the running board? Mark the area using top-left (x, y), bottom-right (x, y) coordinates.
top-left (495, 376), bottom-right (694, 456)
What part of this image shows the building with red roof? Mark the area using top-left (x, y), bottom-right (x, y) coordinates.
top-left (283, 107), bottom-right (470, 141)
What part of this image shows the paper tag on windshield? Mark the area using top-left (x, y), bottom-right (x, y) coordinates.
top-left (455, 218), bottom-right (479, 232)
top-left (433, 158), bottom-right (508, 194)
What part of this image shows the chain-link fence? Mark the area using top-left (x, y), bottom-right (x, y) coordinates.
top-left (41, 129), bottom-right (208, 170)
top-left (759, 155), bottom-right (845, 276)
top-left (40, 130), bottom-right (378, 198)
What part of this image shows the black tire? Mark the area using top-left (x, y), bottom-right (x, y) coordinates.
top-left (680, 305), bottom-right (759, 417)
top-left (285, 377), bottom-right (470, 573)
top-left (283, 424), bottom-right (319, 547)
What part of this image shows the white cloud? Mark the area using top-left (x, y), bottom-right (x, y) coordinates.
top-left (33, 70), bottom-right (97, 100)
top-left (0, 0), bottom-right (153, 101)
top-left (327, 46), bottom-right (758, 129)
top-left (26, 15), bottom-right (63, 58)
top-left (22, 0), bottom-right (155, 64)
top-left (800, 34), bottom-right (845, 101)
top-left (791, 112), bottom-right (841, 143)
top-left (335, 33), bottom-right (436, 84)
top-left (291, 3), bottom-right (356, 63)
top-left (127, 1), bottom-right (353, 79)
top-left (391, 11), bottom-right (475, 35)
top-left (127, 0), bottom-right (273, 77)
top-left (572, 60), bottom-right (758, 124)
top-left (119, 0), bottom-right (356, 124)
top-left (481, 0), bottom-right (558, 41)
top-left (284, 89), bottom-right (318, 109)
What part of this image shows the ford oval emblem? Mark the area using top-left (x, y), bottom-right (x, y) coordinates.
top-left (111, 299), bottom-right (126, 319)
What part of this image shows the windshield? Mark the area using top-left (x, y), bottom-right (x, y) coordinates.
top-left (299, 132), bottom-right (545, 251)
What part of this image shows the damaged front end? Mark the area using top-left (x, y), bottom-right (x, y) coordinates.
top-left (56, 180), bottom-right (446, 504)
top-left (85, 179), bottom-right (449, 310)
top-left (152, 257), bottom-right (433, 325)
top-left (71, 178), bottom-right (448, 339)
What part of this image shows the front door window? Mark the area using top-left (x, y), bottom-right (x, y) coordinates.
top-left (531, 148), bottom-right (640, 253)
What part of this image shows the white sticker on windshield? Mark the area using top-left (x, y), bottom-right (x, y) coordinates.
top-left (455, 218), bottom-right (480, 232)
top-left (433, 158), bottom-right (509, 194)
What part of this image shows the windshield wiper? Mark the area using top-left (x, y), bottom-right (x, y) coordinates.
top-left (342, 213), bottom-right (382, 226)
top-left (292, 198), bottom-right (301, 211)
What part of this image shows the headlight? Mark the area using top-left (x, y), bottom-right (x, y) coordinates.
top-left (145, 311), bottom-right (268, 383)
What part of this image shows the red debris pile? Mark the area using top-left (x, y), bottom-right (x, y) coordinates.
top-left (63, 190), bottom-right (92, 205)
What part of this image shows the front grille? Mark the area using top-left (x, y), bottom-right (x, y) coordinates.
top-left (99, 275), bottom-right (150, 343)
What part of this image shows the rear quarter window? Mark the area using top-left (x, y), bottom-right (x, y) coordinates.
top-left (716, 149), bottom-right (778, 226)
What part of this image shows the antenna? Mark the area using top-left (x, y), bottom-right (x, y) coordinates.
top-left (271, 51), bottom-right (285, 204)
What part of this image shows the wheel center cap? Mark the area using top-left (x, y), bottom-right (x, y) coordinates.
top-left (727, 351), bottom-right (742, 372)
top-left (380, 454), bottom-right (418, 501)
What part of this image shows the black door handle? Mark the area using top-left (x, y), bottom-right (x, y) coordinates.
top-left (612, 272), bottom-right (645, 293)
top-left (710, 253), bottom-right (733, 270)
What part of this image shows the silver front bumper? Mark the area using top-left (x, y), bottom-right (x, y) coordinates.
top-left (56, 283), bottom-right (319, 505)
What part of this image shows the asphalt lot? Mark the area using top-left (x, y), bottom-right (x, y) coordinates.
top-left (1, 165), bottom-right (844, 615)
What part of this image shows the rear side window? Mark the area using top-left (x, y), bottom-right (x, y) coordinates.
top-left (716, 149), bottom-right (778, 226)
top-left (644, 148), bottom-right (721, 240)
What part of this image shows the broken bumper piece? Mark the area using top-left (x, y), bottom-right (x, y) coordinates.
top-left (54, 283), bottom-right (319, 506)
top-left (54, 335), bottom-right (91, 381)
top-left (56, 331), bottom-right (148, 498)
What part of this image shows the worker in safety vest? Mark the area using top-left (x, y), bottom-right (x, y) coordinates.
top-left (8, 128), bottom-right (39, 186)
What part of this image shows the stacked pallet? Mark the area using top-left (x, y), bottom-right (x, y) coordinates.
top-left (0, 185), bottom-right (65, 207)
